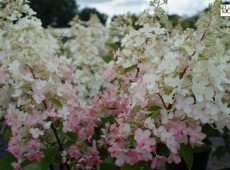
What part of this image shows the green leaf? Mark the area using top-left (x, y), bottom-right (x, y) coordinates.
top-left (100, 163), bottom-right (119, 170)
top-left (65, 132), bottom-right (78, 142)
top-left (2, 32), bottom-right (8, 38)
top-left (41, 148), bottom-right (58, 170)
top-left (102, 56), bottom-right (113, 63)
top-left (21, 160), bottom-right (33, 168)
top-left (197, 54), bottom-right (208, 61)
top-left (3, 128), bottom-right (12, 143)
top-left (99, 148), bottom-right (111, 160)
top-left (186, 74), bottom-right (193, 81)
top-left (179, 144), bottom-right (193, 170)
top-left (60, 166), bottom-right (68, 170)
top-left (213, 146), bottom-right (228, 160)
top-left (157, 143), bottom-right (170, 156)
top-left (121, 161), bottom-right (151, 170)
top-left (147, 106), bottom-right (161, 118)
top-left (123, 65), bottom-right (137, 73)
top-left (99, 150), bottom-right (118, 170)
top-left (52, 98), bottom-right (62, 108)
top-left (105, 43), bottom-right (120, 50)
top-left (147, 106), bottom-right (161, 112)
top-left (94, 116), bottom-right (117, 140)
top-left (22, 162), bottom-right (42, 170)
top-left (103, 155), bottom-right (113, 164)
top-left (0, 154), bottom-right (17, 170)
top-left (100, 116), bottom-right (116, 125)
top-left (202, 124), bottom-right (220, 138)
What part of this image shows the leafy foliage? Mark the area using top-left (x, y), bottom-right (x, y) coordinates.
top-left (179, 144), bottom-right (193, 170)
top-left (121, 161), bottom-right (151, 170)
top-left (78, 7), bottom-right (108, 25)
top-left (0, 154), bottom-right (17, 170)
top-left (29, 0), bottom-right (78, 27)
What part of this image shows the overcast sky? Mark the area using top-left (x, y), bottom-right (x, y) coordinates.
top-left (77, 0), bottom-right (230, 20)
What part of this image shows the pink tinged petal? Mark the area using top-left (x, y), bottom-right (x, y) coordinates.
top-left (0, 69), bottom-right (9, 83)
top-left (186, 97), bottom-right (194, 104)
top-left (176, 103), bottom-right (183, 110)
top-left (10, 148), bottom-right (22, 158)
top-left (115, 158), bottom-right (125, 167)
top-left (62, 157), bottom-right (67, 164)
top-left (28, 152), bottom-right (44, 161)
top-left (134, 128), bottom-right (142, 141)
top-left (68, 145), bottom-right (80, 159)
top-left (115, 152), bottom-right (126, 167)
top-left (177, 130), bottom-right (184, 137)
top-left (27, 140), bottom-right (40, 151)
top-left (126, 149), bottom-right (140, 165)
top-left (151, 157), bottom-right (161, 169)
top-left (146, 138), bottom-right (156, 152)
top-left (173, 155), bottom-right (181, 164)
top-left (137, 148), bottom-right (153, 161)
top-left (61, 151), bottom-right (67, 164)
top-left (134, 128), bottom-right (151, 147)
top-left (104, 67), bottom-right (115, 82)
top-left (8, 136), bottom-right (22, 158)
top-left (29, 128), bottom-right (44, 139)
top-left (11, 162), bottom-right (21, 170)
top-left (108, 147), bottom-right (116, 157)
top-left (85, 156), bottom-right (100, 168)
top-left (120, 98), bottom-right (129, 114)
top-left (168, 154), bottom-right (181, 164)
top-left (143, 129), bottom-right (151, 138)
top-left (151, 156), bottom-right (167, 169)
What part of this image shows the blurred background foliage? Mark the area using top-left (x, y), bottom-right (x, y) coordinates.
top-left (29, 0), bottom-right (230, 29)
top-left (78, 7), bottom-right (108, 25)
top-left (29, 0), bottom-right (108, 27)
top-left (29, 0), bottom-right (78, 27)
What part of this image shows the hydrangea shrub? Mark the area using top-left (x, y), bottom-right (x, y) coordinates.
top-left (0, 0), bottom-right (229, 170)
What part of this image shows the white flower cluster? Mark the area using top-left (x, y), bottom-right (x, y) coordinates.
top-left (0, 1), bottom-right (98, 167)
top-left (63, 15), bottom-right (108, 105)
top-left (107, 12), bottom-right (137, 46)
top-left (112, 0), bottom-right (230, 129)
top-left (0, 0), bottom-right (61, 118)
top-left (102, 0), bottom-right (230, 167)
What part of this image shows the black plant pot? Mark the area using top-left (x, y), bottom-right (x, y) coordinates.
top-left (166, 145), bottom-right (211, 170)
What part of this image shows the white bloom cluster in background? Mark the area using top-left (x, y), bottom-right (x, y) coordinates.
top-left (106, 12), bottom-right (137, 47)
top-left (63, 15), bottom-right (108, 105)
